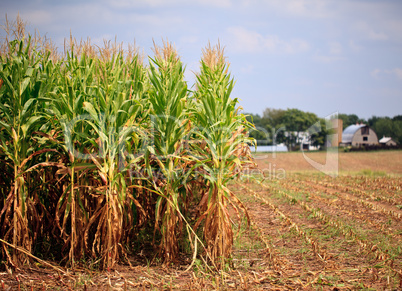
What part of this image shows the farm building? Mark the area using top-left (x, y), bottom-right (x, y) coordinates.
top-left (326, 118), bottom-right (343, 147)
top-left (341, 124), bottom-right (379, 147)
top-left (379, 136), bottom-right (398, 146)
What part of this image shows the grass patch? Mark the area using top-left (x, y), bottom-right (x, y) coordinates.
top-left (358, 169), bottom-right (388, 177)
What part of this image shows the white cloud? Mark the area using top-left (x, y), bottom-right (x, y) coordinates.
top-left (392, 68), bottom-right (402, 80)
top-left (250, 1), bottom-right (402, 44)
top-left (371, 68), bottom-right (402, 80)
top-left (368, 31), bottom-right (388, 41)
top-left (313, 55), bottom-right (344, 64)
top-left (254, 0), bottom-right (335, 18)
top-left (353, 21), bottom-right (388, 41)
top-left (19, 10), bottom-right (53, 27)
top-left (8, 1), bottom-right (184, 33)
top-left (199, 0), bottom-right (231, 7)
top-left (239, 64), bottom-right (254, 74)
top-left (329, 41), bottom-right (342, 55)
top-left (384, 19), bottom-right (402, 42)
top-left (370, 69), bottom-right (382, 79)
top-left (284, 0), bottom-right (332, 18)
top-left (349, 40), bottom-right (362, 52)
top-left (226, 26), bottom-right (310, 54)
top-left (105, 0), bottom-right (231, 9)
top-left (313, 41), bottom-right (344, 63)
top-left (346, 2), bottom-right (402, 42)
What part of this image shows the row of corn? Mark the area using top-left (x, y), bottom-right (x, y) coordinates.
top-left (0, 18), bottom-right (255, 269)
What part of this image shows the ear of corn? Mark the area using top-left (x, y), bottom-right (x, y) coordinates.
top-left (0, 19), bottom-right (255, 269)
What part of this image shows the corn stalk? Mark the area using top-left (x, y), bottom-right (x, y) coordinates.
top-left (0, 37), bottom-right (48, 264)
top-left (39, 49), bottom-right (99, 266)
top-left (191, 43), bottom-right (254, 266)
top-left (147, 42), bottom-right (193, 263)
top-left (82, 52), bottom-right (145, 269)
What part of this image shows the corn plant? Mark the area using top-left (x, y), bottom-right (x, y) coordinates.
top-left (82, 52), bottom-right (147, 268)
top-left (41, 49), bottom-right (98, 266)
top-left (0, 37), bottom-right (49, 264)
top-left (146, 42), bottom-right (195, 263)
top-left (191, 44), bottom-right (254, 266)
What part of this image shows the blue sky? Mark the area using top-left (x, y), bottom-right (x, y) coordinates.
top-left (1, 0), bottom-right (402, 119)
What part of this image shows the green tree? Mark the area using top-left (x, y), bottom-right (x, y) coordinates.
top-left (262, 108), bottom-right (285, 128)
top-left (338, 113), bottom-right (362, 129)
top-left (281, 109), bottom-right (318, 150)
top-left (392, 115), bottom-right (402, 144)
top-left (372, 117), bottom-right (393, 139)
top-left (261, 108), bottom-right (285, 145)
top-left (370, 116), bottom-right (402, 144)
top-left (308, 118), bottom-right (332, 148)
top-left (393, 120), bottom-right (402, 144)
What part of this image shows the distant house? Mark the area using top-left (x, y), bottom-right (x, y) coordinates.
top-left (341, 124), bottom-right (379, 147)
top-left (379, 136), bottom-right (397, 146)
top-left (289, 131), bottom-right (320, 151)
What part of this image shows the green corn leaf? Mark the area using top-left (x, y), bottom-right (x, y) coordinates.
top-left (21, 115), bottom-right (42, 137)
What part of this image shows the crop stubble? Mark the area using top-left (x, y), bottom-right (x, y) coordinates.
top-left (227, 173), bottom-right (402, 290)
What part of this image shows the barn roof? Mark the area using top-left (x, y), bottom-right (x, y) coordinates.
top-left (342, 124), bottom-right (366, 143)
top-left (379, 136), bottom-right (393, 143)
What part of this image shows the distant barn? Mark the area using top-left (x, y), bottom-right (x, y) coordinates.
top-left (341, 124), bottom-right (379, 147)
top-left (379, 136), bottom-right (397, 146)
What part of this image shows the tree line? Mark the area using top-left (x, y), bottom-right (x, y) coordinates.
top-left (245, 109), bottom-right (402, 149)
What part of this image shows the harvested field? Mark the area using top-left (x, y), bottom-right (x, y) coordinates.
top-left (228, 173), bottom-right (402, 290)
top-left (254, 150), bottom-right (402, 175)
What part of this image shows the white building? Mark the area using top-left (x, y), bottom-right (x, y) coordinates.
top-left (379, 136), bottom-right (397, 146)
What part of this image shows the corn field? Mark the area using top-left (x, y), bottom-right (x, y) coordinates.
top-left (0, 17), bottom-right (256, 270)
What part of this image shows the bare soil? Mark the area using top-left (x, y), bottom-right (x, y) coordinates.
top-left (228, 176), bottom-right (402, 290)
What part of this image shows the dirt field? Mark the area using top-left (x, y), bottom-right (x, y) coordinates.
top-left (229, 174), bottom-right (402, 290)
top-left (254, 150), bottom-right (402, 175)
top-left (1, 151), bottom-right (402, 290)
